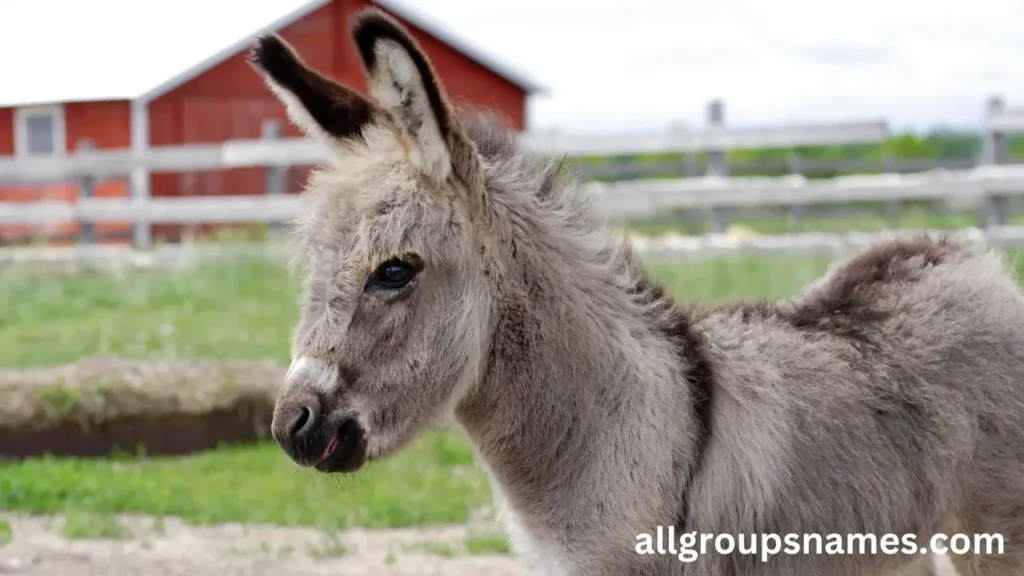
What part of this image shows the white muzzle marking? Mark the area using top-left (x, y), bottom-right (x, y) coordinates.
top-left (285, 356), bottom-right (340, 395)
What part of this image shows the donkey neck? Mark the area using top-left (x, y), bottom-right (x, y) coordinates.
top-left (455, 236), bottom-right (708, 562)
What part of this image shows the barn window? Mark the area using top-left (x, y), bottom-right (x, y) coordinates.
top-left (15, 105), bottom-right (66, 157)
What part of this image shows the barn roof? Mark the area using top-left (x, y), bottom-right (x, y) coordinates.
top-left (0, 0), bottom-right (545, 109)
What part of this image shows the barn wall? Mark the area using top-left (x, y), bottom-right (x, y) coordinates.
top-left (0, 108), bottom-right (13, 156)
top-left (146, 1), bottom-right (343, 241)
top-left (351, 0), bottom-right (527, 130)
top-left (64, 101), bottom-right (132, 151)
top-left (0, 100), bottom-right (132, 245)
top-left (0, 0), bottom-right (530, 245)
top-left (152, 0), bottom-right (528, 242)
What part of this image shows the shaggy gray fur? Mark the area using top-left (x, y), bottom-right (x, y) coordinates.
top-left (252, 8), bottom-right (1024, 575)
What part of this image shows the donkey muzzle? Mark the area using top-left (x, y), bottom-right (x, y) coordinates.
top-left (271, 356), bottom-right (367, 473)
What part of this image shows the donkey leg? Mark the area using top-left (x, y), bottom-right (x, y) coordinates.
top-left (940, 515), bottom-right (1024, 576)
top-left (947, 552), bottom-right (1024, 576)
top-left (944, 497), bottom-right (1024, 576)
top-left (892, 554), bottom-right (942, 576)
top-left (926, 553), bottom-right (958, 576)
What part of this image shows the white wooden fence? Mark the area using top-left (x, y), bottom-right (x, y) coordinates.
top-left (1, 96), bottom-right (1024, 249)
top-left (5, 164), bottom-right (1024, 224)
top-left (555, 96), bottom-right (1023, 181)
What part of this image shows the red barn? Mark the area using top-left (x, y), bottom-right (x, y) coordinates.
top-left (0, 0), bottom-right (543, 244)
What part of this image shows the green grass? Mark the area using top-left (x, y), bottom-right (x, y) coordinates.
top-left (0, 431), bottom-right (490, 530)
top-left (407, 540), bottom-right (457, 557)
top-left (465, 532), bottom-right (512, 555)
top-left (0, 519), bottom-right (11, 546)
top-left (6, 218), bottom-right (1004, 368)
top-left (0, 255), bottom-right (833, 370)
top-left (0, 258), bottom-right (300, 368)
top-left (3, 249), bottom-right (1024, 531)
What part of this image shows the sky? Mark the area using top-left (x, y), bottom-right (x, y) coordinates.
top-left (4, 0), bottom-right (1024, 135)
top-left (388, 0), bottom-right (1024, 134)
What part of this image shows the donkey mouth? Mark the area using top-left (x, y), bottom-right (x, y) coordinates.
top-left (314, 417), bottom-right (367, 474)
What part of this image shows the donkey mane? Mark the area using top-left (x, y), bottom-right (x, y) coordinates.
top-left (459, 111), bottom-right (694, 336)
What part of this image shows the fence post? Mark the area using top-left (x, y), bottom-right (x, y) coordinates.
top-left (262, 120), bottom-right (284, 195)
top-left (979, 96), bottom-right (1008, 228)
top-left (263, 120), bottom-right (286, 237)
top-left (76, 139), bottom-right (97, 245)
top-left (883, 153), bottom-right (901, 228)
top-left (786, 152), bottom-right (805, 232)
top-left (705, 99), bottom-right (731, 234)
top-left (129, 100), bottom-right (152, 249)
top-left (705, 99), bottom-right (727, 177)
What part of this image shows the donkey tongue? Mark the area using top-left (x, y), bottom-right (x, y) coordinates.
top-left (319, 435), bottom-right (340, 463)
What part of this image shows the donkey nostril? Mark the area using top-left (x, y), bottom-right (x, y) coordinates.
top-left (288, 405), bottom-right (316, 438)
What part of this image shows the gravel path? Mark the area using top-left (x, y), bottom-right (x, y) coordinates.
top-left (0, 513), bottom-right (527, 576)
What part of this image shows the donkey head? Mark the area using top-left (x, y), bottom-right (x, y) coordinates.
top-left (250, 9), bottom-right (496, 473)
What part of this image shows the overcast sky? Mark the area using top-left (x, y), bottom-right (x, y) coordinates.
top-left (6, 0), bottom-right (1022, 134)
top-left (390, 0), bottom-right (1024, 134)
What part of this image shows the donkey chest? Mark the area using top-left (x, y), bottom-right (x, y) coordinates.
top-left (494, 495), bottom-right (573, 576)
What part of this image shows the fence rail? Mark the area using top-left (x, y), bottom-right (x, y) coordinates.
top-left (0, 121), bottom-right (891, 184)
top-left (0, 139), bottom-right (330, 184)
top-left (987, 105), bottom-right (1024, 133)
top-left (0, 196), bottom-right (306, 226)
top-left (524, 118), bottom-right (889, 156)
top-left (594, 166), bottom-right (1023, 209)
top-left (5, 165), bottom-right (1024, 228)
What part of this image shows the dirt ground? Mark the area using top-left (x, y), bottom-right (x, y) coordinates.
top-left (0, 512), bottom-right (961, 575)
top-left (0, 513), bottom-right (527, 576)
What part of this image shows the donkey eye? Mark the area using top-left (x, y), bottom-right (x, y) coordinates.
top-left (367, 258), bottom-right (419, 292)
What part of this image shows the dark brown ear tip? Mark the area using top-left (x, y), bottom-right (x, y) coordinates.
top-left (350, 8), bottom-right (410, 73)
top-left (248, 34), bottom-right (298, 75)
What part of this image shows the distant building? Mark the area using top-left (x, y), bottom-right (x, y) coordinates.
top-left (0, 0), bottom-right (543, 244)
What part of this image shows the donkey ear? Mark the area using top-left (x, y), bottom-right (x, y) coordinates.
top-left (350, 9), bottom-right (475, 186)
top-left (249, 34), bottom-right (378, 147)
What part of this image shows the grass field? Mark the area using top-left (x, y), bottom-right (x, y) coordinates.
top-left (3, 248), bottom-right (1024, 533)
top-left (0, 254), bottom-right (839, 369)
top-left (624, 208), bottom-right (1024, 237)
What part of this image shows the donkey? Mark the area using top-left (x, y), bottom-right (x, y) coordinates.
top-left (250, 8), bottom-right (1024, 576)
